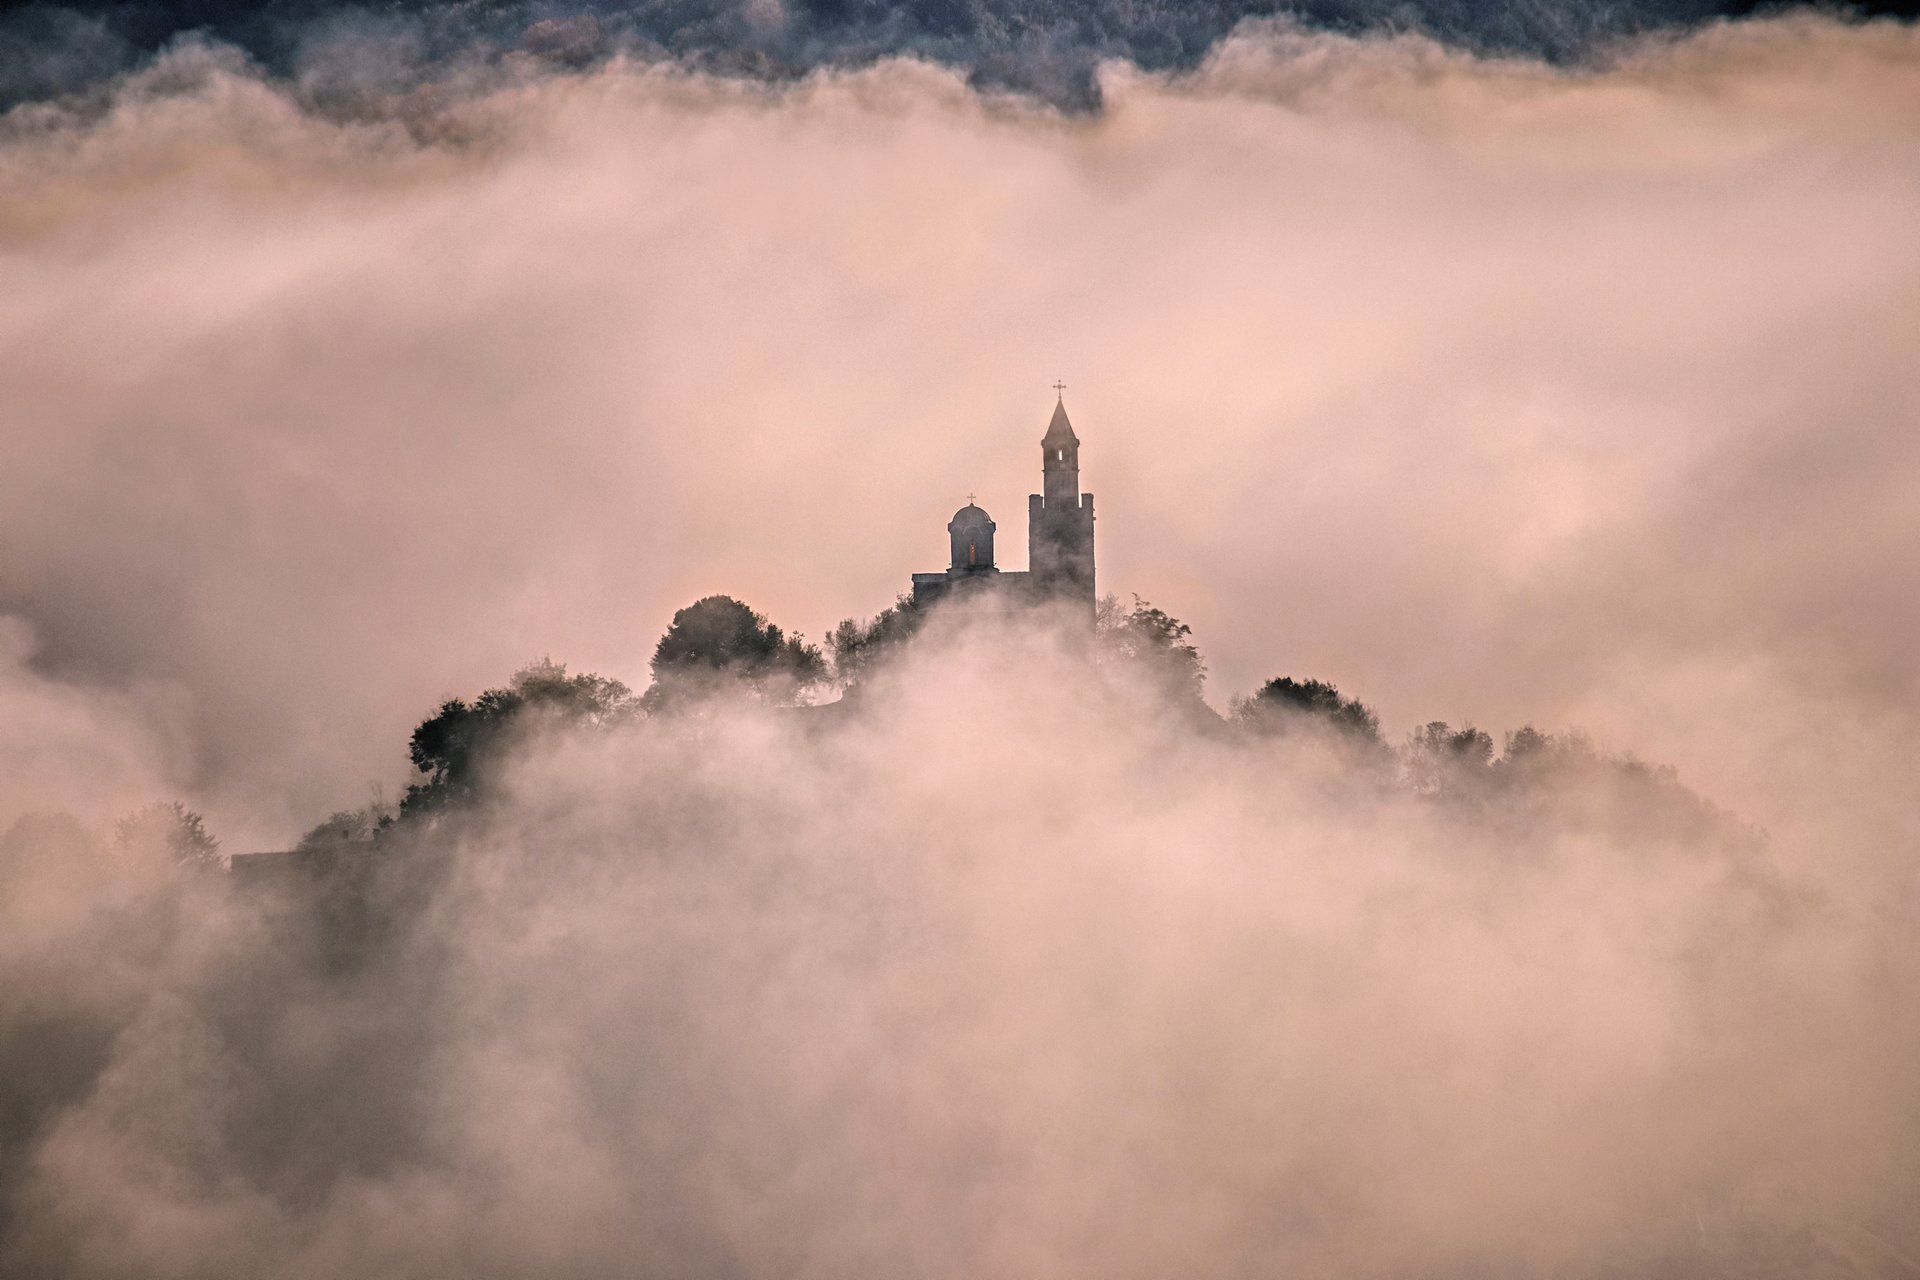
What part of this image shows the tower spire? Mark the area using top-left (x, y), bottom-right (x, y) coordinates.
top-left (1029, 391), bottom-right (1095, 616)
top-left (1042, 396), bottom-right (1077, 449)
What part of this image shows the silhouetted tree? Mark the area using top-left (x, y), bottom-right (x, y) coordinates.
top-left (1501, 725), bottom-right (1552, 763)
top-left (829, 593), bottom-right (923, 687)
top-left (1404, 721), bottom-right (1495, 799)
top-left (1097, 593), bottom-right (1207, 710)
top-left (643, 595), bottom-right (826, 712)
top-left (1474, 725), bottom-right (1762, 855)
top-left (111, 801), bottom-right (221, 870)
top-left (1236, 676), bottom-right (1381, 742)
top-left (295, 806), bottom-right (389, 855)
top-left (404, 659), bottom-right (638, 816)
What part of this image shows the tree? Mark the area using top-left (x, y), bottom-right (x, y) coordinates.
top-left (1096, 593), bottom-right (1208, 710)
top-left (295, 806), bottom-right (388, 855)
top-left (1236, 676), bottom-right (1381, 742)
top-left (828, 594), bottom-right (923, 687)
top-left (643, 595), bottom-right (826, 712)
top-left (1403, 721), bottom-right (1495, 798)
top-left (404, 659), bottom-right (638, 816)
top-left (1501, 725), bottom-right (1552, 763)
top-left (111, 801), bottom-right (222, 870)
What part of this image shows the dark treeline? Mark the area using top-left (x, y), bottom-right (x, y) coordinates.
top-left (238, 588), bottom-right (1757, 871)
top-left (0, 588), bottom-right (1757, 880)
top-left (4, 0), bottom-right (1916, 114)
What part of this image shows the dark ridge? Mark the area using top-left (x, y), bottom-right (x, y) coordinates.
top-left (1, 0), bottom-right (1913, 111)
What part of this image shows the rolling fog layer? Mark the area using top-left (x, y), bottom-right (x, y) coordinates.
top-left (1, 15), bottom-right (1916, 855)
top-left (1, 17), bottom-right (1918, 1274)
top-left (3, 617), bottom-right (1916, 1279)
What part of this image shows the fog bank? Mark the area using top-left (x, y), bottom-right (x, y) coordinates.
top-left (1, 25), bottom-right (1917, 1268)
top-left (2, 618), bottom-right (1916, 1278)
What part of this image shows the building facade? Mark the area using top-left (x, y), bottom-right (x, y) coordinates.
top-left (911, 397), bottom-right (1096, 616)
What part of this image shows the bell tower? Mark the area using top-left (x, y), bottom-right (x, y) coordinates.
top-left (1028, 387), bottom-right (1096, 613)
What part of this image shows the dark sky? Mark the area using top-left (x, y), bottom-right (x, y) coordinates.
top-left (4, 0), bottom-right (1916, 107)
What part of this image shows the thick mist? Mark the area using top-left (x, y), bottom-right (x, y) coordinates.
top-left (2, 14), bottom-right (1916, 853)
top-left (2, 13), bottom-right (1918, 1274)
top-left (3, 616), bottom-right (1916, 1278)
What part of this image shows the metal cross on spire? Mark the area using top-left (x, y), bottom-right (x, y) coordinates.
top-left (1052, 380), bottom-right (1067, 399)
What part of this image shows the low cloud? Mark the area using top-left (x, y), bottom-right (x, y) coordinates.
top-left (1, 18), bottom-right (1916, 1273)
top-left (1, 618), bottom-right (1915, 1277)
top-left (2, 15), bottom-right (1916, 851)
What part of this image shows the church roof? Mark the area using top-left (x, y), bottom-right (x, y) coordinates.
top-left (1042, 398), bottom-right (1078, 448)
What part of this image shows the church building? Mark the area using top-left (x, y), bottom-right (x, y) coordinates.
top-left (910, 395), bottom-right (1096, 616)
